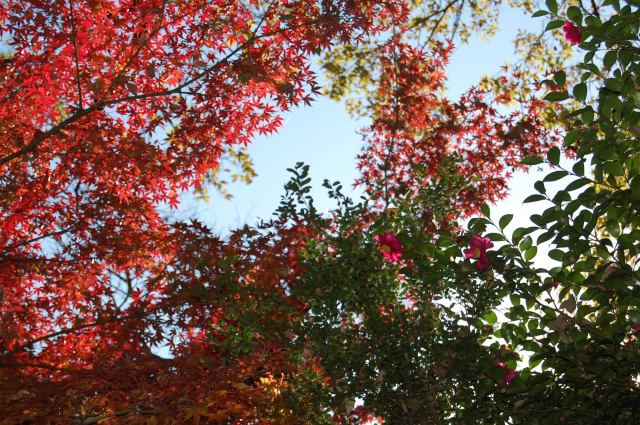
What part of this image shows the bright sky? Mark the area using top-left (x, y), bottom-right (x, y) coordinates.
top-left (177, 6), bottom-right (561, 240)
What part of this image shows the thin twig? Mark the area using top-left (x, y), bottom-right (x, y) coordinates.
top-left (408, 0), bottom-right (461, 30)
top-left (68, 0), bottom-right (83, 109)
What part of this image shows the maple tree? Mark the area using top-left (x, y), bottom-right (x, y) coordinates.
top-left (322, 0), bottom-right (581, 212)
top-left (353, 39), bottom-right (559, 212)
top-left (0, 0), bottom-right (407, 422)
top-left (2, 0), bottom-right (638, 423)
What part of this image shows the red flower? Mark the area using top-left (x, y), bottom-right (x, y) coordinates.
top-left (374, 231), bottom-right (403, 263)
top-left (503, 369), bottom-right (519, 385)
top-left (464, 235), bottom-right (493, 271)
top-left (494, 360), bottom-right (519, 385)
top-left (631, 323), bottom-right (640, 333)
top-left (562, 21), bottom-right (582, 45)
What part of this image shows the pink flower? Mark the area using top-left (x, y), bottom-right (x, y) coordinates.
top-left (503, 369), bottom-right (519, 385)
top-left (374, 231), bottom-right (403, 263)
top-left (464, 235), bottom-right (494, 271)
top-left (494, 360), bottom-right (519, 385)
top-left (563, 21), bottom-right (582, 45)
top-left (631, 323), bottom-right (640, 333)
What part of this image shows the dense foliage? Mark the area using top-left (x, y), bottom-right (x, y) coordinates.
top-left (278, 1), bottom-right (640, 422)
top-left (475, 1), bottom-right (640, 421)
top-left (1, 0), bottom-right (639, 424)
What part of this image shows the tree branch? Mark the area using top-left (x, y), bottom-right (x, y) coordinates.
top-left (0, 361), bottom-right (89, 373)
top-left (1, 224), bottom-right (76, 255)
top-left (68, 0), bottom-right (83, 110)
top-left (0, 7), bottom-right (316, 167)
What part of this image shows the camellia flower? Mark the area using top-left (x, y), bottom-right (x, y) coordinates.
top-left (374, 231), bottom-right (403, 263)
top-left (494, 360), bottom-right (519, 385)
top-left (464, 235), bottom-right (494, 271)
top-left (632, 323), bottom-right (640, 333)
top-left (563, 21), bottom-right (582, 45)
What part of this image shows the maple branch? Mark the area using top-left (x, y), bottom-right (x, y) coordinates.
top-left (68, 0), bottom-right (83, 110)
top-left (1, 320), bottom-right (104, 358)
top-left (0, 256), bottom-right (92, 263)
top-left (408, 0), bottom-right (461, 30)
top-left (175, 0), bottom-right (278, 90)
top-left (0, 361), bottom-right (89, 373)
top-left (1, 224), bottom-right (76, 255)
top-left (77, 408), bottom-right (159, 425)
top-left (100, 0), bottom-right (169, 103)
top-left (0, 106), bottom-right (95, 166)
top-left (381, 38), bottom-right (413, 209)
top-left (450, 0), bottom-right (464, 39)
top-left (0, 8), bottom-right (314, 167)
top-left (1, 251), bottom-right (179, 359)
top-left (108, 269), bottom-right (135, 309)
top-left (421, 3), bottom-right (454, 49)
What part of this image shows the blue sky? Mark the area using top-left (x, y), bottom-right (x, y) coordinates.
top-left (178, 6), bottom-right (558, 235)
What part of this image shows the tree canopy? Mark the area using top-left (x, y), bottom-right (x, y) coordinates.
top-left (1, 0), bottom-right (639, 423)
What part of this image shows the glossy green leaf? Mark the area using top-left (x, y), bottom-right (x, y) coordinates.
top-left (499, 214), bottom-right (514, 229)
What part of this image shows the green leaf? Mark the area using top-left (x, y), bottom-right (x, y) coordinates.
top-left (573, 83), bottom-right (587, 102)
top-left (529, 358), bottom-right (542, 369)
top-left (565, 178), bottom-right (590, 191)
top-left (553, 71), bottom-right (566, 86)
top-left (524, 194), bottom-right (546, 203)
top-left (520, 235), bottom-right (533, 251)
top-left (581, 106), bottom-right (594, 125)
top-left (604, 78), bottom-right (621, 92)
top-left (521, 155), bottom-right (544, 165)
top-left (572, 161), bottom-right (585, 176)
top-left (526, 297), bottom-right (535, 309)
top-left (468, 217), bottom-right (490, 227)
top-left (564, 130), bottom-right (581, 146)
top-left (524, 246), bottom-right (538, 261)
top-left (549, 249), bottom-right (565, 261)
top-left (603, 50), bottom-right (617, 69)
top-left (544, 170), bottom-right (568, 182)
top-left (545, 19), bottom-right (564, 32)
top-left (512, 227), bottom-right (525, 242)
top-left (480, 204), bottom-right (490, 218)
top-left (537, 231), bottom-right (554, 244)
top-left (596, 244), bottom-right (610, 260)
top-left (584, 15), bottom-right (601, 28)
top-left (603, 161), bottom-right (624, 176)
top-left (532, 10), bottom-right (549, 17)
top-left (552, 190), bottom-right (570, 204)
top-left (630, 175), bottom-right (640, 199)
top-left (545, 0), bottom-right (558, 14)
top-left (484, 310), bottom-right (498, 325)
top-left (485, 232), bottom-right (506, 242)
top-left (499, 214), bottom-right (514, 229)
top-left (566, 6), bottom-right (582, 23)
top-left (547, 147), bottom-right (560, 166)
top-left (544, 91), bottom-right (569, 102)
top-left (606, 220), bottom-right (621, 238)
